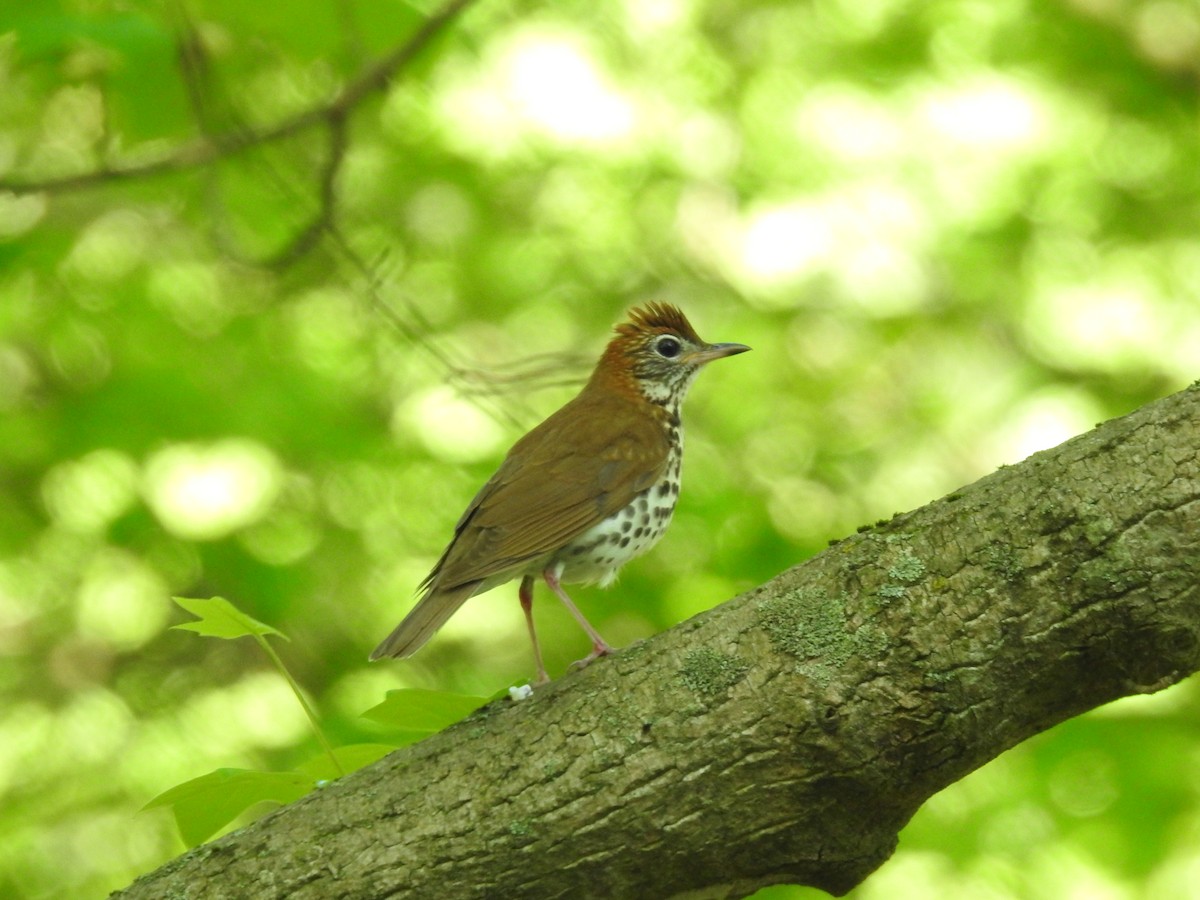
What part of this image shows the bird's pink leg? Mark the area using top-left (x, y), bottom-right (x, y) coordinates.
top-left (519, 575), bottom-right (550, 685)
top-left (542, 567), bottom-right (613, 669)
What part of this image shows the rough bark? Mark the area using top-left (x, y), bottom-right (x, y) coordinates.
top-left (114, 383), bottom-right (1200, 899)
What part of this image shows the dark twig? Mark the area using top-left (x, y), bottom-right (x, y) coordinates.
top-left (323, 233), bottom-right (531, 431)
top-left (171, 3), bottom-right (216, 132)
top-left (267, 110), bottom-right (350, 269)
top-left (0, 0), bottom-right (479, 194)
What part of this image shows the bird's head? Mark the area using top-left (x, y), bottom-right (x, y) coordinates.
top-left (595, 302), bottom-right (750, 405)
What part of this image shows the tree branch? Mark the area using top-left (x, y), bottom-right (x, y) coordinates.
top-left (0, 0), bottom-right (478, 195)
top-left (265, 109), bottom-right (349, 268)
top-left (114, 382), bottom-right (1200, 899)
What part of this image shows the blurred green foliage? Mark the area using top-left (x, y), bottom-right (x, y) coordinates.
top-left (1, 0), bottom-right (1198, 897)
top-left (145, 596), bottom-right (465, 847)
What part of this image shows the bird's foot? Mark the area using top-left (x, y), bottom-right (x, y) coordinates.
top-left (569, 641), bottom-right (613, 672)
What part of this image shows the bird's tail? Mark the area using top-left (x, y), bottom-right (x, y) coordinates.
top-left (369, 582), bottom-right (479, 660)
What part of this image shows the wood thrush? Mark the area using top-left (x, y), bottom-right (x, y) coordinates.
top-left (371, 303), bottom-right (749, 682)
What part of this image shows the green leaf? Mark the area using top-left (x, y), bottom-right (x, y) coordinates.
top-left (143, 768), bottom-right (312, 847)
top-left (361, 689), bottom-right (487, 733)
top-left (295, 743), bottom-right (398, 781)
top-left (171, 596), bottom-right (288, 642)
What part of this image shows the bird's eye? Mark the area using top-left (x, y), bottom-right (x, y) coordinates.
top-left (655, 336), bottom-right (682, 358)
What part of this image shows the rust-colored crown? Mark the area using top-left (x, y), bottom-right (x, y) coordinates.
top-left (616, 302), bottom-right (703, 344)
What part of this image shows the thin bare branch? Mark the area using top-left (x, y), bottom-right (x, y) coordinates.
top-left (0, 0), bottom-right (479, 194)
top-left (267, 111), bottom-right (349, 269)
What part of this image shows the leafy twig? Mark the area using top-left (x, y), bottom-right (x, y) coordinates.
top-left (171, 596), bottom-right (343, 777)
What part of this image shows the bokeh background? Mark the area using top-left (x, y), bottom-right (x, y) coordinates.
top-left (2, 0), bottom-right (1199, 897)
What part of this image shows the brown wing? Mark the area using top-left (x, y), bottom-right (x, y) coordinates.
top-left (427, 388), bottom-right (670, 591)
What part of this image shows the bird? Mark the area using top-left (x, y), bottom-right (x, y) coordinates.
top-left (371, 303), bottom-right (750, 683)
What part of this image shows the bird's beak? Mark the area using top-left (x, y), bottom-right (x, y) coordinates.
top-left (686, 342), bottom-right (751, 365)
